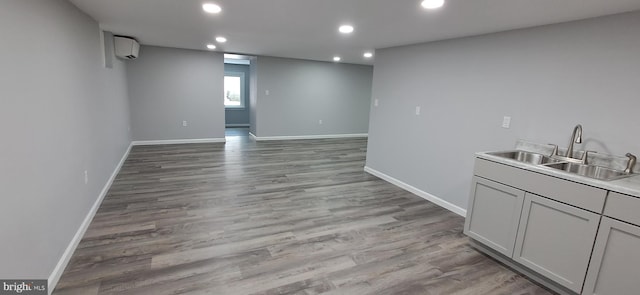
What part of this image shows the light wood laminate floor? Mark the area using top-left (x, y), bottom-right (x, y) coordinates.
top-left (54, 133), bottom-right (553, 295)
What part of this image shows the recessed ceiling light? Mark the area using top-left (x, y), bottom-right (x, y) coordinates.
top-left (338, 25), bottom-right (354, 34)
top-left (363, 52), bottom-right (374, 58)
top-left (215, 36), bottom-right (227, 43)
top-left (206, 44), bottom-right (216, 50)
top-left (333, 56), bottom-right (341, 62)
top-left (202, 3), bottom-right (222, 14)
top-left (421, 0), bottom-right (445, 9)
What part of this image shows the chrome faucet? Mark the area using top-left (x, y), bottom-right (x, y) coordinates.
top-left (625, 153), bottom-right (636, 174)
top-left (565, 124), bottom-right (583, 158)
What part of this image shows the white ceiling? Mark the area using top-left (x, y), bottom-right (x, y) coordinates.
top-left (69, 0), bottom-right (640, 65)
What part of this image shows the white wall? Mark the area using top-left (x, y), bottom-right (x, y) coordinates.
top-left (127, 46), bottom-right (225, 141)
top-left (0, 0), bottom-right (131, 279)
top-left (366, 11), bottom-right (640, 210)
top-left (254, 56), bottom-right (373, 137)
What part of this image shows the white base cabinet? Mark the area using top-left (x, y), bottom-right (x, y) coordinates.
top-left (582, 217), bottom-right (640, 295)
top-left (513, 193), bottom-right (600, 293)
top-left (465, 158), bottom-right (612, 294)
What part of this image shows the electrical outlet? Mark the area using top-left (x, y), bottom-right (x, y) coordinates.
top-left (265, 90), bottom-right (270, 96)
top-left (319, 119), bottom-right (323, 125)
top-left (84, 170), bottom-right (89, 184)
top-left (182, 120), bottom-right (188, 127)
top-left (415, 106), bottom-right (421, 115)
top-left (374, 99), bottom-right (379, 107)
top-left (502, 116), bottom-right (511, 128)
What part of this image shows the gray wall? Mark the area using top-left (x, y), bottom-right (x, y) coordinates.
top-left (0, 0), bottom-right (131, 279)
top-left (225, 63), bottom-right (251, 126)
top-left (249, 57), bottom-right (258, 135)
top-left (127, 46), bottom-right (225, 141)
top-left (255, 56), bottom-right (373, 137)
top-left (366, 11), bottom-right (640, 210)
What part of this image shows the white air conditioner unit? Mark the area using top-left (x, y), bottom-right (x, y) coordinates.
top-left (114, 36), bottom-right (140, 60)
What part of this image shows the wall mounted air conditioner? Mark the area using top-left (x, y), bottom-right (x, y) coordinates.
top-left (114, 36), bottom-right (140, 60)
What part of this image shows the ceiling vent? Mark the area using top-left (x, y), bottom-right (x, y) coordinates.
top-left (114, 36), bottom-right (140, 60)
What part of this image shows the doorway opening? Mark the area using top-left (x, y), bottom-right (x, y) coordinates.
top-left (225, 127), bottom-right (249, 138)
top-left (223, 54), bottom-right (255, 140)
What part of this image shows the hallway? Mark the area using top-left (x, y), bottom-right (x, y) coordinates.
top-left (225, 127), bottom-right (250, 138)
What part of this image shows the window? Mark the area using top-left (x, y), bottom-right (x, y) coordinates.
top-left (224, 72), bottom-right (245, 108)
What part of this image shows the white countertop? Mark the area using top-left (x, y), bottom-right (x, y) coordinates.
top-left (476, 151), bottom-right (640, 199)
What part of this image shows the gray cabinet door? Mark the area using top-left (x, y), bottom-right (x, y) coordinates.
top-left (582, 217), bottom-right (640, 295)
top-left (513, 193), bottom-right (600, 293)
top-left (464, 177), bottom-right (525, 257)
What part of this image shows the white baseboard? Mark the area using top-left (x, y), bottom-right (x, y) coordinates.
top-left (132, 138), bottom-right (226, 146)
top-left (48, 142), bottom-right (133, 294)
top-left (252, 133), bottom-right (368, 141)
top-left (225, 124), bottom-right (250, 127)
top-left (249, 132), bottom-right (257, 141)
top-left (364, 166), bottom-right (466, 217)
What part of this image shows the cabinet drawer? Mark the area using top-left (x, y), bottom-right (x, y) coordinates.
top-left (604, 192), bottom-right (640, 227)
top-left (474, 158), bottom-right (606, 213)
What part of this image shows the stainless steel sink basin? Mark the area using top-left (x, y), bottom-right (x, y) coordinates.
top-left (544, 162), bottom-right (633, 181)
top-left (488, 151), bottom-right (562, 165)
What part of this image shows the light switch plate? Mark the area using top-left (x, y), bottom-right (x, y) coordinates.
top-left (374, 99), bottom-right (379, 107)
top-left (502, 116), bottom-right (511, 128)
top-left (415, 106), bottom-right (421, 115)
